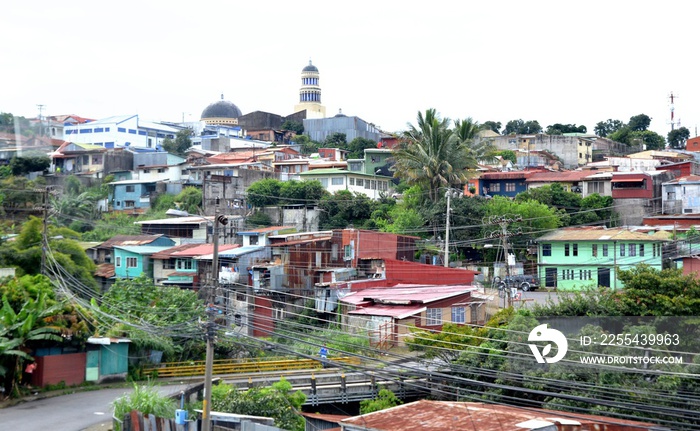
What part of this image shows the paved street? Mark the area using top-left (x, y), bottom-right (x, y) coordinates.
top-left (0, 384), bottom-right (190, 431)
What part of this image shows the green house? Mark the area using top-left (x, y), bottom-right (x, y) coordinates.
top-left (113, 245), bottom-right (172, 279)
top-left (536, 227), bottom-right (669, 290)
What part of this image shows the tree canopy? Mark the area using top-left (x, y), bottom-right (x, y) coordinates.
top-left (667, 127), bottom-right (690, 149)
top-left (161, 129), bottom-right (193, 157)
top-left (503, 119), bottom-right (542, 135)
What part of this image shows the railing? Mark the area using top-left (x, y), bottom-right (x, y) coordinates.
top-left (143, 356), bottom-right (361, 378)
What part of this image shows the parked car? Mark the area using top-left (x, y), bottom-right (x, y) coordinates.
top-left (493, 274), bottom-right (539, 291)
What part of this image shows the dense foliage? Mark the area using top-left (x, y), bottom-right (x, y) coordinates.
top-left (209, 378), bottom-right (306, 431)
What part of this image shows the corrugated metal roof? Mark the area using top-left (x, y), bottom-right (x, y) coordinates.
top-left (340, 400), bottom-right (660, 431)
top-left (525, 170), bottom-right (593, 182)
top-left (197, 245), bottom-right (265, 260)
top-left (537, 227), bottom-right (668, 242)
top-left (340, 285), bottom-right (475, 306)
top-left (95, 234), bottom-right (167, 250)
top-left (113, 245), bottom-right (173, 254)
top-left (348, 304), bottom-right (426, 319)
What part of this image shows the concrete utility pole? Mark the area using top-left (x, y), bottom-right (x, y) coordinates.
top-left (485, 215), bottom-right (522, 308)
top-left (444, 188), bottom-right (460, 268)
top-left (202, 207), bottom-right (228, 431)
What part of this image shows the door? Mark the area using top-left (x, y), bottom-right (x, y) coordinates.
top-left (545, 268), bottom-right (557, 288)
top-left (597, 267), bottom-right (610, 288)
top-left (85, 349), bottom-right (99, 381)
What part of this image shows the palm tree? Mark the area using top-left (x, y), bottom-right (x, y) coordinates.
top-left (392, 109), bottom-right (475, 203)
top-left (453, 117), bottom-right (497, 165)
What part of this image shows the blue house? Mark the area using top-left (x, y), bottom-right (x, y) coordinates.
top-left (476, 171), bottom-right (529, 198)
top-left (113, 245), bottom-right (172, 279)
top-left (108, 179), bottom-right (159, 212)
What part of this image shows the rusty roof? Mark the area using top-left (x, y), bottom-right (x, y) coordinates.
top-left (525, 170), bottom-right (593, 182)
top-left (340, 400), bottom-right (661, 431)
top-left (537, 227), bottom-right (669, 242)
top-left (94, 263), bottom-right (115, 278)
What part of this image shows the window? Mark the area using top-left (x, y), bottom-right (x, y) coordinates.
top-left (602, 244), bottom-right (609, 257)
top-left (592, 244), bottom-right (598, 257)
top-left (177, 259), bottom-right (194, 270)
top-left (356, 179), bottom-right (364, 187)
top-left (505, 182), bottom-right (515, 192)
top-left (542, 244), bottom-right (552, 256)
top-left (640, 244), bottom-right (645, 257)
top-left (116, 256), bottom-right (122, 267)
top-left (565, 244), bottom-right (570, 256)
top-left (319, 178), bottom-right (328, 187)
top-left (451, 306), bottom-right (465, 324)
top-left (629, 243), bottom-right (636, 257)
top-left (126, 185), bottom-right (135, 193)
top-left (249, 235), bottom-right (259, 245)
top-left (573, 244), bottom-right (578, 256)
top-left (331, 177), bottom-right (344, 186)
top-left (619, 243), bottom-right (625, 257)
top-left (490, 183), bottom-right (501, 192)
top-left (344, 244), bottom-right (352, 260)
top-left (349, 178), bottom-right (355, 186)
top-left (126, 257), bottom-right (138, 268)
top-left (124, 200), bottom-right (135, 208)
top-left (163, 259), bottom-right (176, 269)
top-left (426, 308), bottom-right (442, 326)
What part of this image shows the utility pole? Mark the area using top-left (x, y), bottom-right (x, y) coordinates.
top-left (444, 188), bottom-right (459, 268)
top-left (40, 186), bottom-right (50, 275)
top-left (202, 206), bottom-right (228, 431)
top-left (485, 215), bottom-right (522, 308)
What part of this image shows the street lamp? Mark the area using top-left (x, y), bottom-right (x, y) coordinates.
top-left (202, 207), bottom-right (228, 431)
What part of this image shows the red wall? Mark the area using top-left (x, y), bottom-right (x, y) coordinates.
top-left (34, 352), bottom-right (86, 387)
top-left (682, 257), bottom-right (700, 278)
top-left (611, 174), bottom-right (652, 199)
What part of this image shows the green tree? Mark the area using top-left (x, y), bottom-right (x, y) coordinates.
top-left (545, 123), bottom-right (587, 135)
top-left (496, 150), bottom-right (517, 164)
top-left (97, 275), bottom-right (205, 360)
top-left (173, 186), bottom-right (202, 214)
top-left (294, 134), bottom-right (318, 155)
top-left (360, 389), bottom-right (403, 414)
top-left (10, 156), bottom-right (51, 176)
top-left (627, 114), bottom-right (652, 132)
top-left (594, 119), bottom-right (624, 137)
top-left (347, 137), bottom-right (377, 159)
top-left (482, 196), bottom-right (563, 261)
top-left (161, 129), bottom-right (193, 157)
top-left (667, 126), bottom-right (690, 149)
top-left (281, 120), bottom-right (304, 135)
top-left (630, 130), bottom-right (666, 151)
top-left (503, 119), bottom-right (542, 135)
top-left (318, 190), bottom-right (376, 230)
top-left (247, 178), bottom-right (282, 207)
top-left (482, 121), bottom-right (502, 134)
top-left (391, 109), bottom-right (475, 204)
top-left (279, 180), bottom-right (327, 206)
top-left (323, 132), bottom-right (347, 147)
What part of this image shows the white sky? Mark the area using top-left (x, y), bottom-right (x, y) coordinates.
top-left (3, 0), bottom-right (699, 138)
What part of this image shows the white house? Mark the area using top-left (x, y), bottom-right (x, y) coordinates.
top-left (298, 168), bottom-right (392, 199)
top-left (64, 114), bottom-right (181, 149)
top-left (663, 175), bottom-right (700, 214)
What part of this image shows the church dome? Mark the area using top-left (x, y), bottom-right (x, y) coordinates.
top-left (201, 95), bottom-right (242, 120)
top-left (302, 60), bottom-right (318, 73)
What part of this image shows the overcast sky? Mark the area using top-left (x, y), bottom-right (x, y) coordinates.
top-left (3, 1), bottom-right (699, 138)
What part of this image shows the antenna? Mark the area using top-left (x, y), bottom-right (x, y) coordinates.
top-left (668, 92), bottom-right (680, 131)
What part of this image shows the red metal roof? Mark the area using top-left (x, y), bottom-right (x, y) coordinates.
top-left (340, 285), bottom-right (476, 306)
top-left (150, 243), bottom-right (239, 259)
top-left (347, 304), bottom-right (425, 319)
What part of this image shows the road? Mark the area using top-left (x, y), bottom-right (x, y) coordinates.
top-left (509, 289), bottom-right (573, 309)
top-left (0, 384), bottom-right (189, 431)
